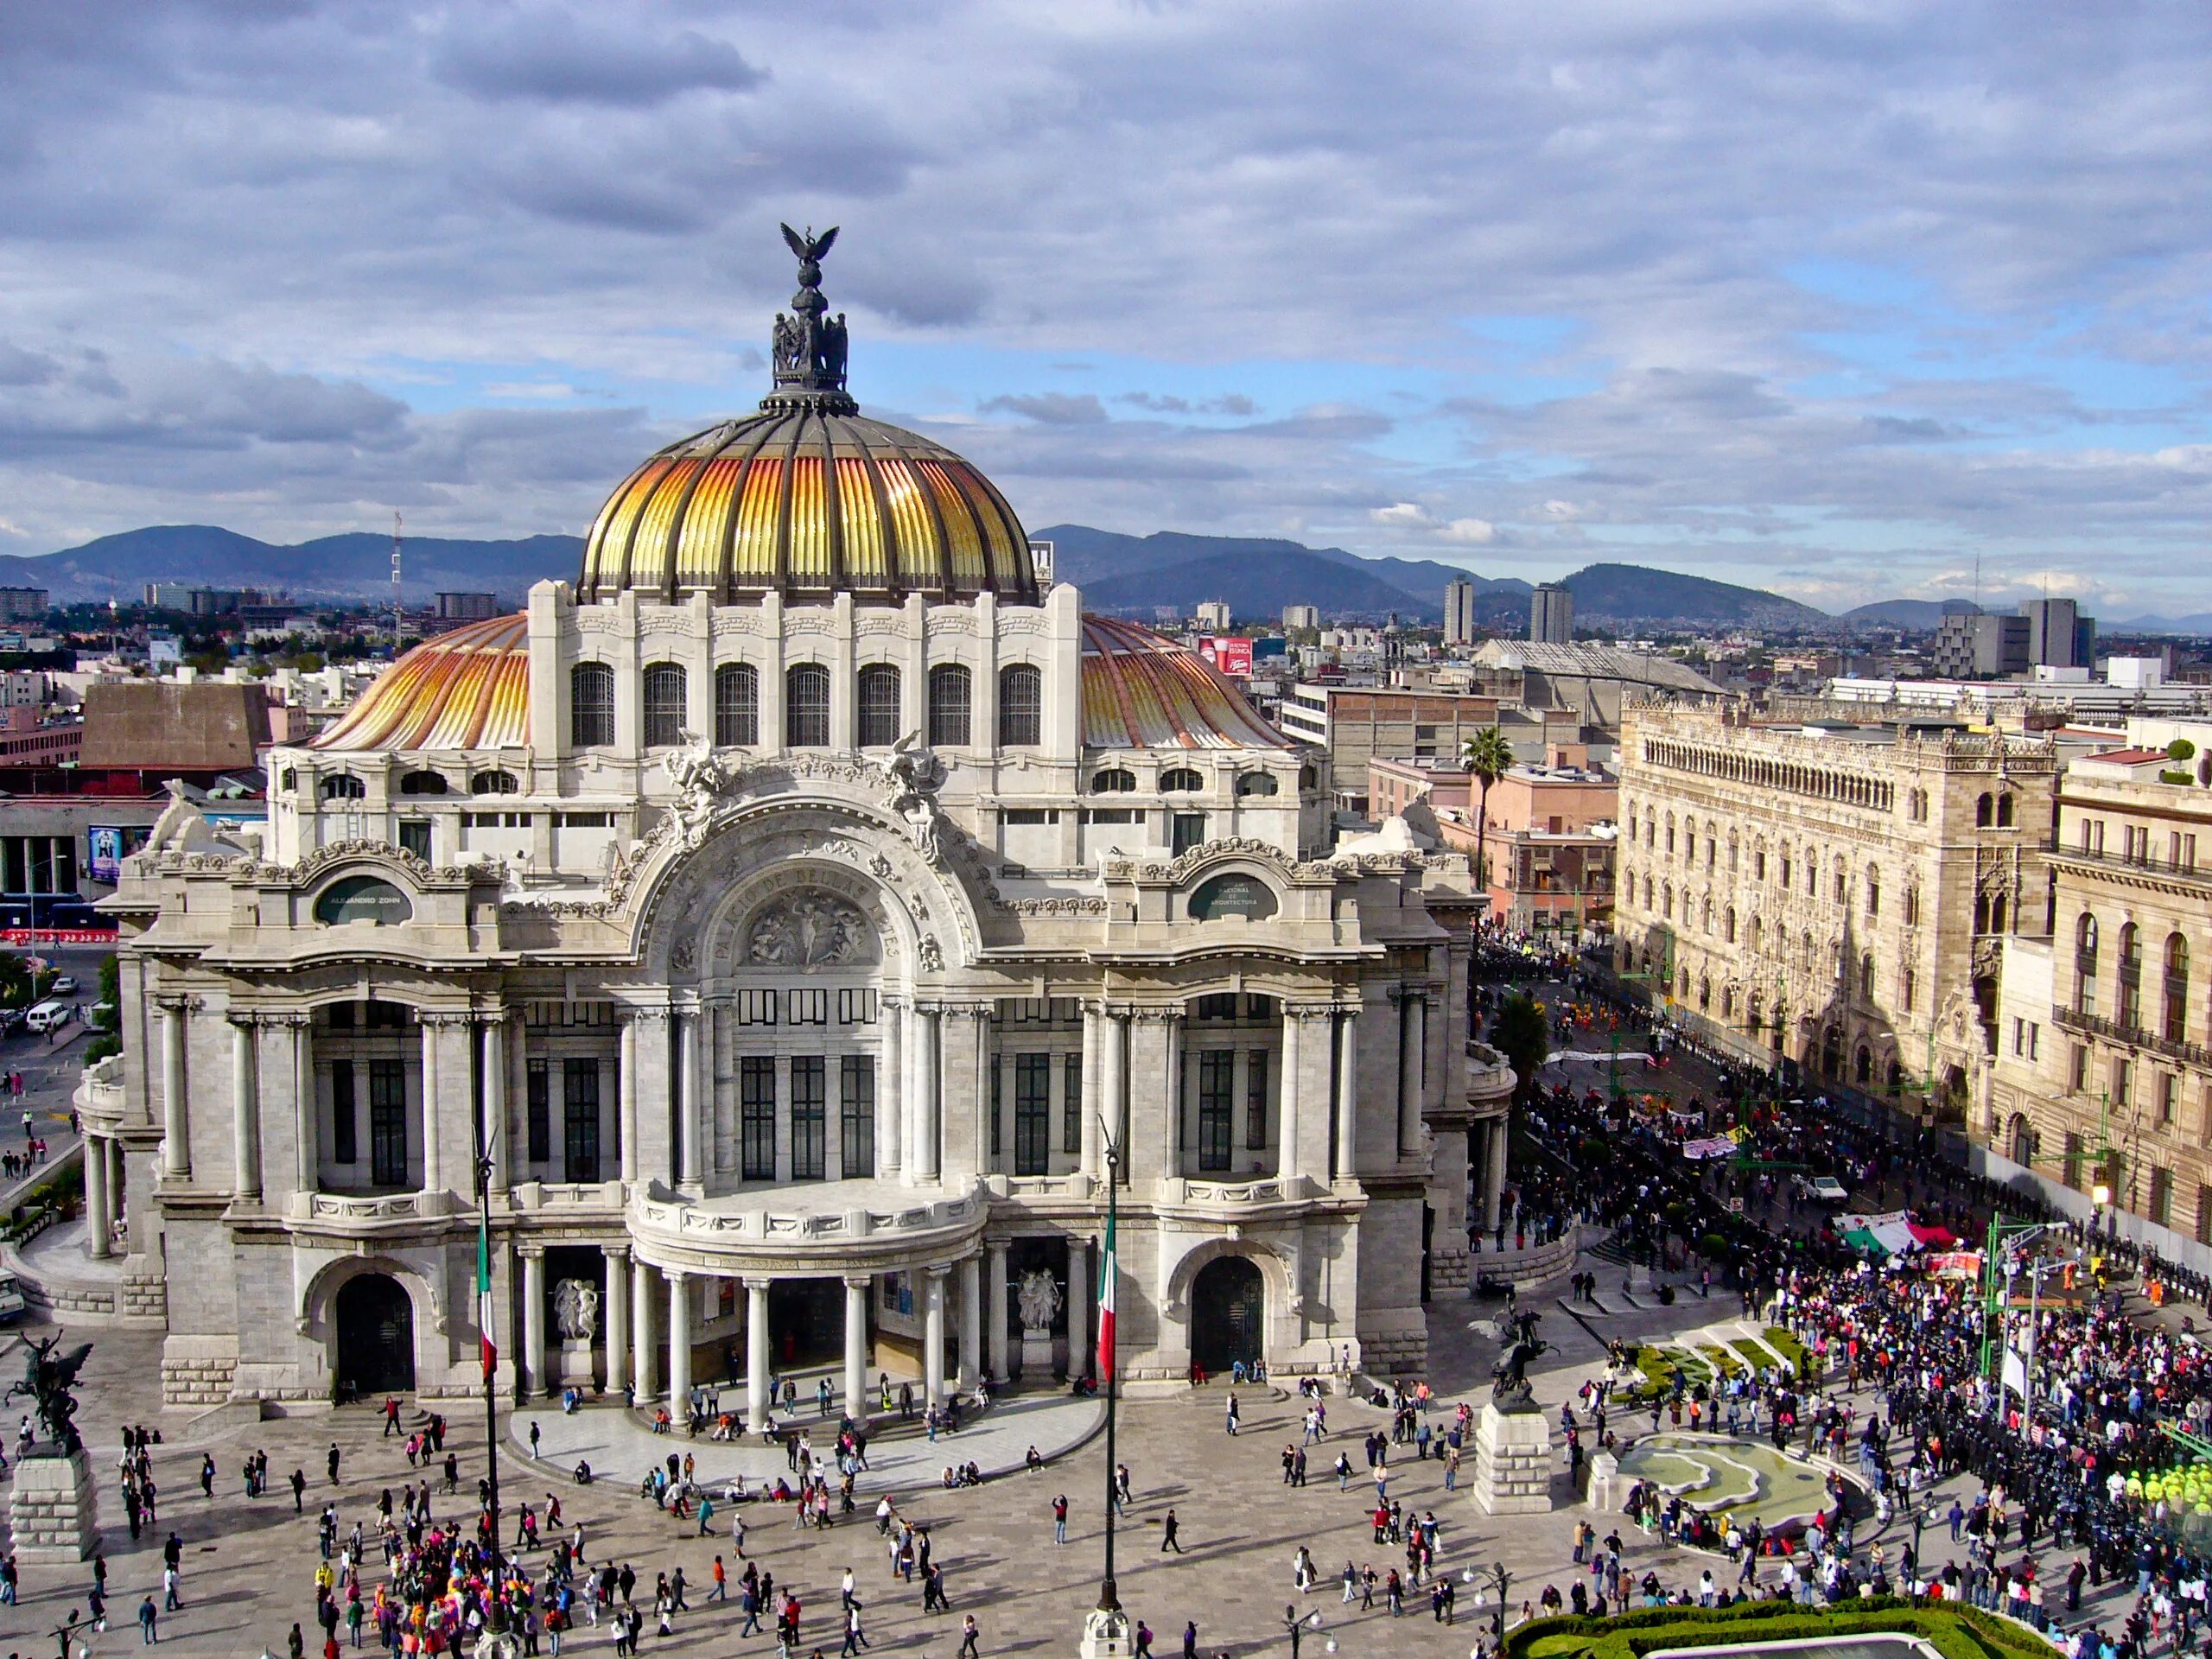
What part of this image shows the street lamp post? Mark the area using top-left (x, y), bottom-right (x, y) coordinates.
top-left (1281, 1604), bottom-right (1322, 1659)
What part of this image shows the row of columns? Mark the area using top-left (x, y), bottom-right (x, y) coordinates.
top-left (82, 1135), bottom-right (123, 1260)
top-left (505, 1242), bottom-right (1095, 1426)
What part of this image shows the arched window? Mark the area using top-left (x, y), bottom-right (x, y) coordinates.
top-left (1997, 792), bottom-right (2015, 828)
top-left (1975, 791), bottom-right (1993, 828)
top-left (280, 767), bottom-right (298, 793)
top-left (314, 874), bottom-right (412, 926)
top-left (1902, 968), bottom-right (1916, 1013)
top-left (469, 770), bottom-right (518, 796)
top-left (1753, 844), bottom-right (1766, 881)
top-left (785, 663), bottom-right (830, 748)
top-left (855, 664), bottom-right (902, 748)
top-left (1749, 915), bottom-right (1762, 953)
top-left (715, 664), bottom-right (759, 747)
top-left (1724, 907), bottom-right (1737, 944)
top-left (2118, 922), bottom-right (2144, 1028)
top-left (1904, 886), bottom-right (1921, 926)
top-left (927, 664), bottom-right (971, 748)
top-left (2165, 932), bottom-right (2190, 1044)
top-left (1779, 851), bottom-right (1791, 890)
top-left (1833, 857), bottom-right (1847, 902)
top-left (398, 769), bottom-right (448, 796)
top-left (1090, 767), bottom-right (1137, 794)
top-left (1661, 882), bottom-right (1673, 920)
top-left (641, 663), bottom-right (687, 748)
top-left (998, 664), bottom-right (1042, 747)
top-left (1682, 826), bottom-right (1694, 866)
top-left (570, 662), bottom-right (614, 747)
top-left (1160, 768), bottom-right (1204, 792)
top-left (1700, 895), bottom-right (1712, 935)
top-left (1860, 952), bottom-right (1875, 1001)
top-left (1866, 867), bottom-right (1880, 919)
top-left (1991, 894), bottom-right (2007, 934)
top-left (1235, 772), bottom-right (1279, 798)
top-left (1727, 834), bottom-right (1739, 873)
top-left (320, 773), bottom-right (365, 801)
top-left (1664, 814), bottom-right (1675, 855)
top-left (2075, 912), bottom-right (2100, 1015)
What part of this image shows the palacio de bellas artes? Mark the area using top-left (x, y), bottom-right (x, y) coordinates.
top-left (79, 231), bottom-right (1513, 1421)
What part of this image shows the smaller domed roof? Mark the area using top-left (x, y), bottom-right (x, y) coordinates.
top-left (1081, 617), bottom-right (1291, 751)
top-left (310, 614), bottom-right (529, 753)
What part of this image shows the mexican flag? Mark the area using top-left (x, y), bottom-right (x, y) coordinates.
top-left (1096, 1210), bottom-right (1116, 1381)
top-left (477, 1225), bottom-right (498, 1380)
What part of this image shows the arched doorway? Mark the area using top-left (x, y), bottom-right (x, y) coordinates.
top-left (1190, 1255), bottom-right (1263, 1375)
top-left (334, 1273), bottom-right (415, 1398)
top-left (2009, 1114), bottom-right (2037, 1167)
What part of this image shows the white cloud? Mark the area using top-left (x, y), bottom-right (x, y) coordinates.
top-left (1441, 517), bottom-right (1497, 544)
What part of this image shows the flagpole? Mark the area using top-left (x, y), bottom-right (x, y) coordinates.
top-left (1100, 1129), bottom-right (1119, 1618)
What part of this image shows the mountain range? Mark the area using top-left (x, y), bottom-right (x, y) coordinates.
top-left (11, 520), bottom-right (2206, 636)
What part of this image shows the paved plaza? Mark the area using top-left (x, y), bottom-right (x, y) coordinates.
top-left (0, 1248), bottom-right (2160, 1658)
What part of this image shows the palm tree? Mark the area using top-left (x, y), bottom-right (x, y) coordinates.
top-left (1459, 725), bottom-right (1515, 887)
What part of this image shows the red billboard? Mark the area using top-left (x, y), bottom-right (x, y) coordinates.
top-left (1197, 636), bottom-right (1254, 677)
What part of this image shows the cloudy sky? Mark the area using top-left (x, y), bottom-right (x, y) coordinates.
top-left (5, 2), bottom-right (2212, 615)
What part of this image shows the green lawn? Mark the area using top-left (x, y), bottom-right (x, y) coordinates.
top-left (1761, 1325), bottom-right (1810, 1377)
top-left (1503, 1596), bottom-right (2059, 1659)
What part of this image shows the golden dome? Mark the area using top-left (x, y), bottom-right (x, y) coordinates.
top-left (577, 409), bottom-right (1037, 606)
top-left (309, 613), bottom-right (530, 753)
top-left (1081, 617), bottom-right (1292, 751)
top-left (578, 225), bottom-right (1037, 607)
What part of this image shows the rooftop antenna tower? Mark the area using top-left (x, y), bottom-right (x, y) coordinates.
top-left (391, 511), bottom-right (404, 650)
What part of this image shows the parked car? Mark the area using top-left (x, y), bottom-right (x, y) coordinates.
top-left (23, 1000), bottom-right (69, 1034)
top-left (0, 1274), bottom-right (23, 1322)
top-left (49, 975), bottom-right (78, 995)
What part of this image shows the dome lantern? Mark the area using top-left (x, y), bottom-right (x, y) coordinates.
top-left (579, 227), bottom-right (1038, 607)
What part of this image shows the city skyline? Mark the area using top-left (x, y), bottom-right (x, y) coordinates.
top-left (4, 4), bottom-right (2212, 613)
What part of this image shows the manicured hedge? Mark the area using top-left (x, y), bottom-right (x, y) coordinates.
top-left (1504, 1595), bottom-right (2056, 1659)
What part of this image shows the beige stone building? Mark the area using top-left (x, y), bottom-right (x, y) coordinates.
top-left (1613, 702), bottom-right (2057, 1117)
top-left (73, 239), bottom-right (1515, 1410)
top-left (1987, 753), bottom-right (2212, 1239)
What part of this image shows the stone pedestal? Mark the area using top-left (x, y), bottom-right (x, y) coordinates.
top-left (10, 1448), bottom-right (98, 1563)
top-left (556, 1338), bottom-right (598, 1390)
top-left (1020, 1328), bottom-right (1056, 1380)
top-left (1078, 1604), bottom-right (1133, 1659)
top-left (1586, 1449), bottom-right (1619, 1510)
top-left (1471, 1402), bottom-right (1554, 1515)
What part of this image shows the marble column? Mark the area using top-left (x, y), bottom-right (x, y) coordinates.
top-left (985, 1240), bottom-right (1010, 1382)
top-left (958, 1253), bottom-right (982, 1389)
top-left (604, 1245), bottom-right (631, 1398)
top-left (420, 1017), bottom-right (444, 1198)
top-left (1163, 1008), bottom-right (1185, 1179)
top-left (160, 1001), bottom-right (189, 1179)
top-left (746, 1277), bottom-right (772, 1434)
top-left (676, 1007), bottom-right (702, 1191)
top-left (1333, 1007), bottom-right (1359, 1182)
top-left (84, 1135), bottom-right (111, 1260)
top-left (482, 1015), bottom-right (511, 1196)
top-left (105, 1139), bottom-right (124, 1237)
top-left (923, 1266), bottom-right (948, 1409)
top-left (1280, 1007), bottom-right (1303, 1179)
top-left (1484, 1116), bottom-right (1510, 1232)
top-left (230, 1017), bottom-right (260, 1200)
top-left (618, 1011), bottom-right (639, 1185)
top-left (667, 1271), bottom-right (692, 1419)
top-left (520, 1247), bottom-right (547, 1400)
top-left (843, 1275), bottom-right (870, 1425)
top-left (1399, 993), bottom-right (1427, 1156)
top-left (879, 995), bottom-right (905, 1180)
top-left (1079, 1005), bottom-right (1101, 1182)
top-left (1065, 1237), bottom-right (1090, 1381)
top-left (914, 1007), bottom-right (943, 1183)
top-left (1095, 1007), bottom-right (1125, 1180)
top-left (291, 1014), bottom-right (315, 1195)
top-left (632, 1254), bottom-right (658, 1403)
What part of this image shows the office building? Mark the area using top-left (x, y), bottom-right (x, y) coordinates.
top-left (1529, 582), bottom-right (1573, 645)
top-left (1443, 580), bottom-right (1478, 646)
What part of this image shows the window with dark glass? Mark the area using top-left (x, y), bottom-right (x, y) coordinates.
top-left (1197, 1050), bottom-right (1235, 1173)
top-left (1014, 1053), bottom-right (1052, 1177)
top-left (1246, 1049), bottom-right (1268, 1148)
top-left (330, 1060), bottom-right (357, 1164)
top-left (1171, 813), bottom-right (1205, 856)
top-left (398, 820), bottom-right (431, 862)
top-left (791, 1056), bottom-right (826, 1180)
top-left (642, 663), bottom-right (687, 747)
top-left (563, 1058), bottom-right (601, 1183)
top-left (840, 1055), bottom-right (874, 1179)
top-left (786, 663), bottom-right (830, 747)
top-left (1064, 1052), bottom-right (1082, 1154)
top-left (999, 664), bottom-right (1041, 746)
top-left (368, 1058), bottom-right (408, 1187)
top-left (856, 664), bottom-right (901, 747)
top-left (741, 1057), bottom-right (776, 1180)
top-left (526, 1058), bottom-right (550, 1163)
top-left (570, 661), bottom-right (614, 747)
top-left (715, 663), bottom-right (760, 747)
top-left (928, 664), bottom-right (971, 748)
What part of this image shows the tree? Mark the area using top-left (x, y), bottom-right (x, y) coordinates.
top-left (1459, 726), bottom-right (1515, 887)
top-left (1489, 992), bottom-right (1550, 1105)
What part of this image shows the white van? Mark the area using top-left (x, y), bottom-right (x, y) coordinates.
top-left (23, 1000), bottom-right (69, 1034)
top-left (0, 1274), bottom-right (23, 1322)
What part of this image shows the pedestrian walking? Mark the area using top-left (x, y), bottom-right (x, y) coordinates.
top-left (1160, 1509), bottom-right (1183, 1554)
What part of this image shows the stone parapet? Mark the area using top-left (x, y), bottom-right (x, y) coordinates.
top-left (9, 1449), bottom-right (99, 1562)
top-left (161, 1335), bottom-right (240, 1407)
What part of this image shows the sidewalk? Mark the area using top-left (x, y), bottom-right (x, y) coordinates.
top-left (515, 1387), bottom-right (1105, 1491)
